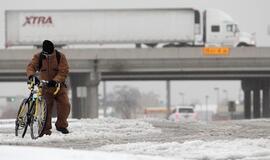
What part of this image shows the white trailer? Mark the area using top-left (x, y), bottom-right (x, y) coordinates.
top-left (5, 8), bottom-right (255, 48)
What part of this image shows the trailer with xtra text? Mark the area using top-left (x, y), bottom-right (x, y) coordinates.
top-left (5, 8), bottom-right (256, 48)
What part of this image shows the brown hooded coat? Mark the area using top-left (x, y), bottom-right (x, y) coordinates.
top-left (26, 50), bottom-right (70, 132)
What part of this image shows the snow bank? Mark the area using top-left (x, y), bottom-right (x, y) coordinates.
top-left (98, 138), bottom-right (270, 160)
top-left (2, 139), bottom-right (270, 160)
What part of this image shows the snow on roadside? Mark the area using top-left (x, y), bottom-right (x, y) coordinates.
top-left (2, 118), bottom-right (270, 159)
top-left (0, 118), bottom-right (161, 145)
top-left (0, 146), bottom-right (178, 160)
top-left (98, 138), bottom-right (270, 160)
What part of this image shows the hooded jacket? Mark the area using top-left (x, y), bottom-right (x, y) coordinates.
top-left (26, 50), bottom-right (69, 83)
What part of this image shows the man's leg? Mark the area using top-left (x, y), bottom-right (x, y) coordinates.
top-left (55, 87), bottom-right (71, 130)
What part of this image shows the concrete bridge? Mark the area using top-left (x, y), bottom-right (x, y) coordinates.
top-left (1, 47), bottom-right (270, 119)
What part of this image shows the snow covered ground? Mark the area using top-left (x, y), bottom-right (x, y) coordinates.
top-left (0, 118), bottom-right (161, 146)
top-left (1, 145), bottom-right (177, 160)
top-left (99, 139), bottom-right (270, 160)
top-left (1, 118), bottom-right (270, 160)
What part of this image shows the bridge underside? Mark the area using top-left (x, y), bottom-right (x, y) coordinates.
top-left (2, 70), bottom-right (270, 82)
top-left (102, 71), bottom-right (270, 80)
top-left (1, 47), bottom-right (270, 118)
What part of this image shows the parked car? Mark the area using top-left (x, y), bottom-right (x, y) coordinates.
top-left (168, 106), bottom-right (197, 122)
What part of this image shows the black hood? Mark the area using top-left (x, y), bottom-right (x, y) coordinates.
top-left (42, 40), bottom-right (54, 55)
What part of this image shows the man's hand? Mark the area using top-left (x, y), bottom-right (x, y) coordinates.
top-left (48, 80), bottom-right (58, 87)
top-left (28, 75), bottom-right (40, 85)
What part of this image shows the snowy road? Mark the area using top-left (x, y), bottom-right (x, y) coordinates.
top-left (1, 118), bottom-right (270, 159)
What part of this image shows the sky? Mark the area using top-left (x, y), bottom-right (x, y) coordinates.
top-left (0, 0), bottom-right (268, 107)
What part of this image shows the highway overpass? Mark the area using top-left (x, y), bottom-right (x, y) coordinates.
top-left (0, 47), bottom-right (270, 119)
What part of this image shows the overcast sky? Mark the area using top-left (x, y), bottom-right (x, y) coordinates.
top-left (0, 0), bottom-right (268, 107)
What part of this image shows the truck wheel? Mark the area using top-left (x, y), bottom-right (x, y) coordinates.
top-left (135, 43), bottom-right (142, 48)
top-left (163, 43), bottom-right (175, 48)
top-left (163, 43), bottom-right (189, 48)
top-left (237, 43), bottom-right (249, 47)
top-left (144, 43), bottom-right (158, 48)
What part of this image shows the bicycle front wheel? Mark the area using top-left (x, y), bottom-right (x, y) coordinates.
top-left (30, 97), bottom-right (47, 139)
top-left (15, 98), bottom-right (28, 137)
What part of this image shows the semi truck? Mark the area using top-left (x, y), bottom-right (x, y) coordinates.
top-left (5, 8), bottom-right (256, 48)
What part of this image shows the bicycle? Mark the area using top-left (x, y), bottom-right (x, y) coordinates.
top-left (15, 79), bottom-right (60, 139)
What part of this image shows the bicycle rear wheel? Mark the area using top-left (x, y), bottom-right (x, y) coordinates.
top-left (30, 97), bottom-right (47, 139)
top-left (15, 98), bottom-right (28, 137)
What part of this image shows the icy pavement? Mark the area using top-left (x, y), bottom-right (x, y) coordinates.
top-left (1, 118), bottom-right (270, 159)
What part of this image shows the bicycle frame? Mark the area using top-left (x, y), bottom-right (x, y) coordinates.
top-left (16, 79), bottom-right (60, 139)
top-left (32, 80), bottom-right (60, 121)
top-left (27, 81), bottom-right (45, 119)
top-left (27, 80), bottom-right (60, 108)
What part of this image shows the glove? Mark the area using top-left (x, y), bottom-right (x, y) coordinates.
top-left (28, 75), bottom-right (40, 85)
top-left (47, 80), bottom-right (57, 87)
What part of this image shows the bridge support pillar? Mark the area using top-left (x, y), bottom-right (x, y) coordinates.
top-left (243, 88), bottom-right (251, 119)
top-left (253, 87), bottom-right (260, 118)
top-left (70, 72), bottom-right (100, 119)
top-left (166, 80), bottom-right (171, 118)
top-left (242, 79), bottom-right (257, 118)
top-left (242, 79), bottom-right (270, 119)
top-left (263, 81), bottom-right (270, 118)
top-left (88, 71), bottom-right (100, 119)
top-left (242, 79), bottom-right (254, 119)
top-left (70, 73), bottom-right (89, 119)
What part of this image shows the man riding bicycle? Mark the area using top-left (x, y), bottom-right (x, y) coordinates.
top-left (26, 40), bottom-right (70, 136)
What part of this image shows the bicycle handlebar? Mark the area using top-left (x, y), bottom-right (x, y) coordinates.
top-left (28, 79), bottom-right (61, 95)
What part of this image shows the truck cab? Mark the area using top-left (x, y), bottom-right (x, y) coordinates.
top-left (203, 9), bottom-right (256, 47)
